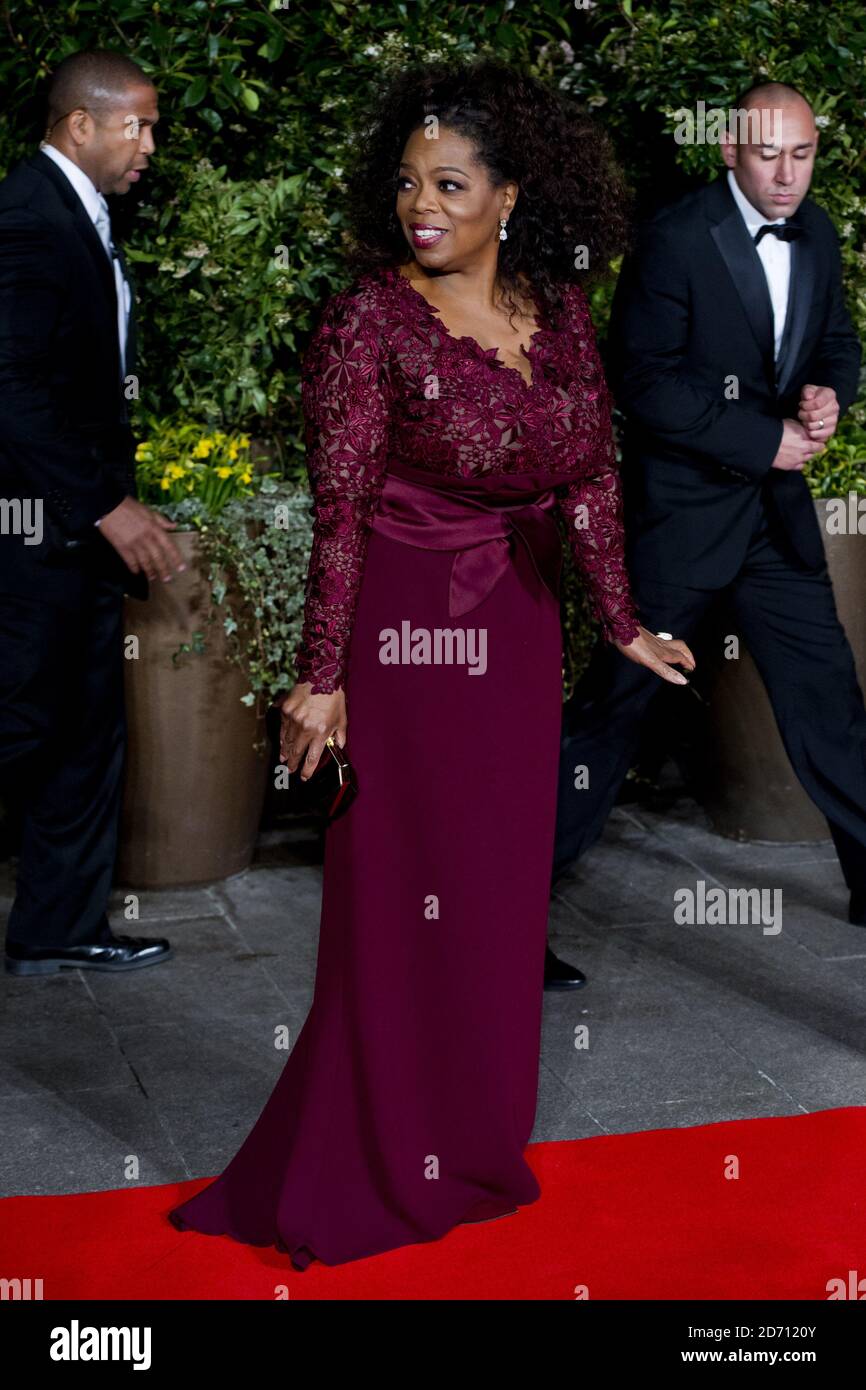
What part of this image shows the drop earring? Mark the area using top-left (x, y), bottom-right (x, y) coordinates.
top-left (499, 217), bottom-right (508, 242)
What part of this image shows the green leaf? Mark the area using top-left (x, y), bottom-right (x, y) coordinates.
top-left (182, 75), bottom-right (208, 109)
top-left (198, 107), bottom-right (223, 133)
top-left (267, 32), bottom-right (285, 62)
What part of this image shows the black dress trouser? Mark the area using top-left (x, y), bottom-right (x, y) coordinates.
top-left (552, 500), bottom-right (866, 903)
top-left (0, 571), bottom-right (125, 948)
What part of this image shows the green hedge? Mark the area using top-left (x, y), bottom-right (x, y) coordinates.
top-left (2, 0), bottom-right (864, 695)
top-left (3, 0), bottom-right (862, 462)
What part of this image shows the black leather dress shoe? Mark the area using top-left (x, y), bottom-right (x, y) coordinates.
top-left (544, 944), bottom-right (587, 990)
top-left (4, 934), bottom-right (173, 976)
top-left (850, 894), bottom-right (866, 926)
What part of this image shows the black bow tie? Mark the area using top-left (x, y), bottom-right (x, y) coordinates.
top-left (754, 222), bottom-right (803, 244)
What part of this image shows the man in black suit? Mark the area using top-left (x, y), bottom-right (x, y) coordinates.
top-left (0, 50), bottom-right (185, 975)
top-left (551, 81), bottom-right (866, 924)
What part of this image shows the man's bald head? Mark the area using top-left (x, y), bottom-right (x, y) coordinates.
top-left (735, 80), bottom-right (813, 120)
top-left (46, 50), bottom-right (153, 133)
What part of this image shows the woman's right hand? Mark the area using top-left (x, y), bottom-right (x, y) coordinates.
top-left (278, 683), bottom-right (347, 780)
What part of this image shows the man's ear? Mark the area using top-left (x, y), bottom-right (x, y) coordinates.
top-left (67, 109), bottom-right (92, 148)
top-left (719, 133), bottom-right (737, 171)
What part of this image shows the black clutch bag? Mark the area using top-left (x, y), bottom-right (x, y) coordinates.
top-left (265, 702), bottom-right (358, 822)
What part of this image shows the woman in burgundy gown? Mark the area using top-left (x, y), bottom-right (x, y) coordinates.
top-left (168, 58), bottom-right (693, 1270)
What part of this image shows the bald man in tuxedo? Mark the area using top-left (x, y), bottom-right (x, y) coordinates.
top-left (552, 81), bottom-right (866, 930)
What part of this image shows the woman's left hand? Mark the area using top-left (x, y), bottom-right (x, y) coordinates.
top-left (613, 625), bottom-right (696, 686)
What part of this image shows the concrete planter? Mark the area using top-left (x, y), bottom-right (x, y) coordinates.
top-left (697, 498), bottom-right (866, 842)
top-left (116, 530), bottom-right (269, 887)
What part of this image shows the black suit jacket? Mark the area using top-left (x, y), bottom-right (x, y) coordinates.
top-left (607, 173), bottom-right (862, 584)
top-left (0, 148), bottom-right (146, 600)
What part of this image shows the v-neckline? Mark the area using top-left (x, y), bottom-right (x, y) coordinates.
top-left (386, 263), bottom-right (548, 392)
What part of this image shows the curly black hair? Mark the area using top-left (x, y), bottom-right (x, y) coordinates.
top-left (341, 54), bottom-right (632, 326)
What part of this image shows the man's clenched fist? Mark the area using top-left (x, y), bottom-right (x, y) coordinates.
top-left (798, 383), bottom-right (839, 445)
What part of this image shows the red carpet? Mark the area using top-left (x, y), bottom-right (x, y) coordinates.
top-left (3, 1107), bottom-right (864, 1300)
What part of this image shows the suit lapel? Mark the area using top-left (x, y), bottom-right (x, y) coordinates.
top-left (707, 177), bottom-right (776, 390)
top-left (775, 232), bottom-right (814, 397)
top-left (28, 151), bottom-right (118, 307)
top-left (27, 150), bottom-right (126, 391)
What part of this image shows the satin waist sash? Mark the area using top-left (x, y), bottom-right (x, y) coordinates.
top-left (370, 462), bottom-right (563, 618)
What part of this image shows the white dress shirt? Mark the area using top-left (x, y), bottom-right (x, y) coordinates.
top-left (727, 168), bottom-right (790, 360)
top-left (39, 142), bottom-right (131, 377)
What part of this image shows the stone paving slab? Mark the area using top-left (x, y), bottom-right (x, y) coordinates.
top-left (1, 803), bottom-right (864, 1197)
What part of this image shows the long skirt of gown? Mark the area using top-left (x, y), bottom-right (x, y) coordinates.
top-left (168, 468), bottom-right (565, 1269)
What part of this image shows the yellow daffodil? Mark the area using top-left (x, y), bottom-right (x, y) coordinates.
top-left (216, 466), bottom-right (232, 479)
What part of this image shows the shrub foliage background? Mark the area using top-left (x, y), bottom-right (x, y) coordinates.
top-left (1, 0), bottom-right (864, 693)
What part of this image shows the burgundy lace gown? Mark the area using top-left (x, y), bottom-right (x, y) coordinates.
top-left (168, 264), bottom-right (640, 1269)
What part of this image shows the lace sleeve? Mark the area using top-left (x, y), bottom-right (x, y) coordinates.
top-left (556, 284), bottom-right (641, 646)
top-left (294, 291), bottom-right (393, 694)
